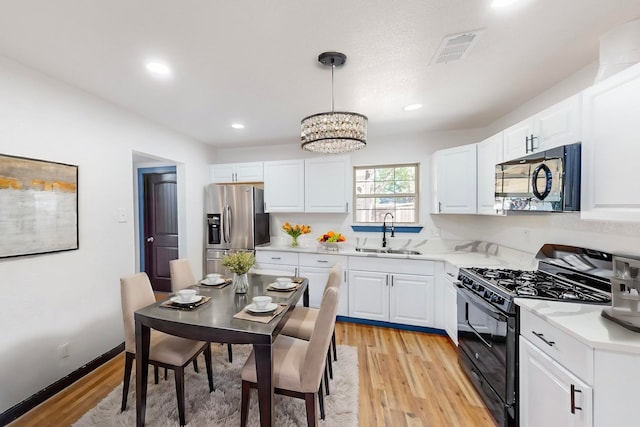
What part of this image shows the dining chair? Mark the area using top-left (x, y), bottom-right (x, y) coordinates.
top-left (169, 258), bottom-right (234, 363)
top-left (280, 263), bottom-right (341, 387)
top-left (240, 286), bottom-right (339, 427)
top-left (120, 272), bottom-right (214, 426)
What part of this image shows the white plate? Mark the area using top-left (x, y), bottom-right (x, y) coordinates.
top-left (246, 302), bottom-right (278, 313)
top-left (270, 282), bottom-right (297, 290)
top-left (170, 295), bottom-right (202, 305)
top-left (200, 278), bottom-right (226, 286)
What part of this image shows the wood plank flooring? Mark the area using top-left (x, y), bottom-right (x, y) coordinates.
top-left (10, 322), bottom-right (497, 427)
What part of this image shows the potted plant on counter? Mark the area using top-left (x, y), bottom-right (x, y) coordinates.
top-left (281, 222), bottom-right (311, 247)
top-left (222, 251), bottom-right (255, 294)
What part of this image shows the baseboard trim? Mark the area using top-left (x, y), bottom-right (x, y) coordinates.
top-left (336, 316), bottom-right (448, 335)
top-left (0, 342), bottom-right (124, 426)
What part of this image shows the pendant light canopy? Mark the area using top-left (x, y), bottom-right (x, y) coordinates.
top-left (301, 52), bottom-right (368, 154)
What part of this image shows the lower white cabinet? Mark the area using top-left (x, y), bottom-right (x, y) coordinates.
top-left (348, 270), bottom-right (434, 327)
top-left (298, 253), bottom-right (348, 316)
top-left (519, 337), bottom-right (593, 427)
top-left (442, 269), bottom-right (458, 345)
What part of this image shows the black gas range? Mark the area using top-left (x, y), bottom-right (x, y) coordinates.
top-left (455, 244), bottom-right (613, 427)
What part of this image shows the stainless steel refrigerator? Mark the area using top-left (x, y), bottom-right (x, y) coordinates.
top-left (204, 184), bottom-right (270, 275)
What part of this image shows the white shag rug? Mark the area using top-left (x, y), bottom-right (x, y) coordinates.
top-left (74, 344), bottom-right (358, 426)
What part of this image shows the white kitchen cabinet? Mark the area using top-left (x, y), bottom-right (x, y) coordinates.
top-left (210, 162), bottom-right (263, 183)
top-left (503, 94), bottom-right (582, 161)
top-left (263, 160), bottom-right (305, 212)
top-left (253, 250), bottom-right (299, 276)
top-left (581, 63), bottom-right (640, 222)
top-left (432, 144), bottom-right (477, 214)
top-left (348, 256), bottom-right (435, 327)
top-left (304, 156), bottom-right (350, 213)
top-left (519, 337), bottom-right (593, 427)
top-left (298, 253), bottom-right (348, 316)
top-left (476, 132), bottom-right (503, 215)
top-left (442, 263), bottom-right (458, 345)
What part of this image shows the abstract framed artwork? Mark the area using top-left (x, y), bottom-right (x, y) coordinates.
top-left (0, 154), bottom-right (78, 258)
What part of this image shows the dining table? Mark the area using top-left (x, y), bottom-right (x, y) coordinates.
top-left (134, 273), bottom-right (309, 427)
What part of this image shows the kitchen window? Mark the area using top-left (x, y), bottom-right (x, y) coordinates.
top-left (353, 163), bottom-right (419, 223)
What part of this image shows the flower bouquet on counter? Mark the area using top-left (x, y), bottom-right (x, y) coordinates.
top-left (282, 222), bottom-right (311, 247)
top-left (317, 231), bottom-right (346, 252)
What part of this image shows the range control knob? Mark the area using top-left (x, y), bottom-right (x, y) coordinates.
top-left (490, 294), bottom-right (505, 305)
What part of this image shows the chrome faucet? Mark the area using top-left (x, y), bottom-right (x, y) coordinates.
top-left (382, 212), bottom-right (395, 248)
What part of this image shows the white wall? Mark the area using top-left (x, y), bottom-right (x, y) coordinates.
top-left (0, 56), bottom-right (213, 413)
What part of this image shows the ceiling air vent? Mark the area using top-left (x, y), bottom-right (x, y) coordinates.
top-left (431, 30), bottom-right (484, 64)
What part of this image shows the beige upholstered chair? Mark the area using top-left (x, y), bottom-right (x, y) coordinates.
top-left (280, 263), bottom-right (341, 388)
top-left (120, 272), bottom-right (213, 426)
top-left (169, 258), bottom-right (233, 363)
top-left (240, 286), bottom-right (339, 427)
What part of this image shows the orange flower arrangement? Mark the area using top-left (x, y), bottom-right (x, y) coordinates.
top-left (282, 222), bottom-right (311, 247)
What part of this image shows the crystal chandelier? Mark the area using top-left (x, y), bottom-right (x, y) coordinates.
top-left (301, 52), bottom-right (367, 154)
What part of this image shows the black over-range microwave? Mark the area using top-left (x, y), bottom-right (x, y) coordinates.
top-left (495, 142), bottom-right (581, 212)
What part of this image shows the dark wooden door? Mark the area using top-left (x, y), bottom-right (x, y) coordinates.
top-left (143, 172), bottom-right (178, 292)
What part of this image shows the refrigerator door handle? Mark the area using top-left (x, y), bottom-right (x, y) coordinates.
top-left (225, 205), bottom-right (232, 243)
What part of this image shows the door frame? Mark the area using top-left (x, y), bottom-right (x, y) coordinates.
top-left (137, 165), bottom-right (177, 273)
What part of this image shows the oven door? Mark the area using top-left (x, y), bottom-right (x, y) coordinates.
top-left (457, 286), bottom-right (516, 424)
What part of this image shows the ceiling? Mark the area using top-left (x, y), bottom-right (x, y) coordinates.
top-left (1, 0), bottom-right (639, 149)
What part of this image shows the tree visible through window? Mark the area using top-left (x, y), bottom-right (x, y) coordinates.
top-left (354, 164), bottom-right (419, 223)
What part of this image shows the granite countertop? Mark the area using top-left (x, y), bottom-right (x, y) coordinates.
top-left (255, 239), bottom-right (534, 270)
top-left (516, 298), bottom-right (640, 354)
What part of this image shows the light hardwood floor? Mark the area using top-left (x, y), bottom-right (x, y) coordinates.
top-left (10, 322), bottom-right (497, 427)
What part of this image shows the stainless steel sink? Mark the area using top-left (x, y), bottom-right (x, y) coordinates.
top-left (355, 248), bottom-right (422, 255)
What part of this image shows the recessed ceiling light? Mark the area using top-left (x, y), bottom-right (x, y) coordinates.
top-left (145, 61), bottom-right (172, 78)
top-left (231, 123), bottom-right (245, 129)
top-left (403, 104), bottom-right (423, 111)
top-left (491, 0), bottom-right (522, 9)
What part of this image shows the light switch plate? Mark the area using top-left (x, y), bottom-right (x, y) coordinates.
top-left (117, 208), bottom-right (127, 223)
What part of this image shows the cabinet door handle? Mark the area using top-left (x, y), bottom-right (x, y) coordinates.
top-left (532, 331), bottom-right (555, 347)
top-left (391, 276), bottom-right (394, 287)
top-left (438, 201), bottom-right (442, 213)
top-left (345, 202), bottom-right (348, 211)
top-left (271, 257), bottom-right (281, 260)
top-left (386, 275), bottom-right (389, 287)
top-left (570, 384), bottom-right (583, 414)
top-left (344, 271), bottom-right (347, 282)
top-left (317, 260), bottom-right (329, 263)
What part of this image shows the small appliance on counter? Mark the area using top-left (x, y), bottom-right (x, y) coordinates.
top-left (602, 254), bottom-right (640, 332)
top-left (204, 184), bottom-right (270, 275)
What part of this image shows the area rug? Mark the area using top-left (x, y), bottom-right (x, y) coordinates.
top-left (74, 344), bottom-right (358, 426)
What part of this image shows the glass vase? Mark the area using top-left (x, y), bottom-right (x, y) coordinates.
top-left (290, 235), bottom-right (299, 247)
top-left (232, 272), bottom-right (249, 294)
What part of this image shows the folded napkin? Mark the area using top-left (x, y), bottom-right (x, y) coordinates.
top-left (160, 296), bottom-right (211, 311)
top-left (233, 304), bottom-right (287, 323)
top-left (291, 277), bottom-right (305, 284)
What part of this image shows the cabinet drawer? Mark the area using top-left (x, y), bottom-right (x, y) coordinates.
top-left (520, 309), bottom-right (593, 384)
top-left (299, 253), bottom-right (345, 268)
top-left (348, 256), bottom-right (434, 275)
top-left (255, 251), bottom-right (299, 265)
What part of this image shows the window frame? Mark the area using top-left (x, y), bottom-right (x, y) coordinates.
top-left (352, 162), bottom-right (420, 224)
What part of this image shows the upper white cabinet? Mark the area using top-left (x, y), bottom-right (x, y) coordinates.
top-left (503, 94), bottom-right (582, 161)
top-left (581, 63), bottom-right (640, 222)
top-left (263, 160), bottom-right (305, 212)
top-left (264, 156), bottom-right (350, 213)
top-left (210, 162), bottom-right (263, 183)
top-left (304, 156), bottom-right (350, 213)
top-left (432, 144), bottom-right (477, 214)
top-left (476, 132), bottom-right (504, 215)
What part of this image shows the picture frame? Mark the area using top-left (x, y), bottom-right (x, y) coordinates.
top-left (0, 154), bottom-right (78, 258)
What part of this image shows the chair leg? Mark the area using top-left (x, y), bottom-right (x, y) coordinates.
top-left (332, 330), bottom-right (337, 361)
top-left (318, 380), bottom-right (325, 420)
top-left (164, 367), bottom-right (168, 380)
top-left (204, 344), bottom-right (214, 392)
top-left (240, 380), bottom-right (251, 427)
top-left (121, 352), bottom-right (134, 411)
top-left (174, 367), bottom-right (186, 426)
top-left (305, 392), bottom-right (318, 427)
top-left (327, 348), bottom-right (333, 380)
top-left (227, 343), bottom-right (233, 363)
top-left (324, 362), bottom-right (330, 395)
top-left (193, 359), bottom-right (199, 373)
top-left (154, 365), bottom-right (159, 384)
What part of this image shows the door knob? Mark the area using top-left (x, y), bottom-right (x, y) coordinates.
top-left (146, 236), bottom-right (154, 242)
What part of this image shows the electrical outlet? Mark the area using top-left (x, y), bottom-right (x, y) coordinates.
top-left (117, 208), bottom-right (127, 223)
top-left (58, 343), bottom-right (70, 359)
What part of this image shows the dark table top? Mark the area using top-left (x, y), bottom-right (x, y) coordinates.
top-left (134, 273), bottom-right (308, 344)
